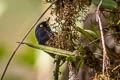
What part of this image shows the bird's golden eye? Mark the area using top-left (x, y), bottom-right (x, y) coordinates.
top-left (40, 24), bottom-right (43, 28)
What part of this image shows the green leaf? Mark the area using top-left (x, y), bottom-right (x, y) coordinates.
top-left (66, 56), bottom-right (76, 62)
top-left (92, 0), bottom-right (118, 9)
top-left (93, 52), bottom-right (102, 56)
top-left (20, 42), bottom-right (73, 57)
top-left (117, 20), bottom-right (120, 25)
top-left (75, 27), bottom-right (101, 49)
top-left (78, 44), bottom-right (85, 54)
top-left (91, 24), bottom-right (101, 38)
top-left (85, 30), bottom-right (98, 38)
top-left (77, 57), bottom-right (85, 71)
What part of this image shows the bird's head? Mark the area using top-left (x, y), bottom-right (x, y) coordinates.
top-left (36, 21), bottom-right (48, 29)
top-left (37, 17), bottom-right (50, 29)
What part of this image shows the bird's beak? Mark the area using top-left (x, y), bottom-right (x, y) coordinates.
top-left (46, 17), bottom-right (50, 24)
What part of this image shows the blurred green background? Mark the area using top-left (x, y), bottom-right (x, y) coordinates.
top-left (0, 0), bottom-right (54, 80)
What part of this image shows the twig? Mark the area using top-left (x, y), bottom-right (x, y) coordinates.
top-left (86, 32), bottom-right (120, 46)
top-left (112, 64), bottom-right (120, 72)
top-left (68, 62), bottom-right (75, 80)
top-left (54, 57), bottom-right (61, 80)
top-left (0, 1), bottom-right (56, 80)
top-left (95, 0), bottom-right (108, 75)
top-left (101, 9), bottom-right (120, 13)
top-left (68, 51), bottom-right (79, 80)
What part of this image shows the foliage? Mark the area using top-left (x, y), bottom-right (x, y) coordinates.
top-left (9, 0), bottom-right (119, 80)
top-left (44, 0), bottom-right (120, 80)
top-left (92, 0), bottom-right (118, 9)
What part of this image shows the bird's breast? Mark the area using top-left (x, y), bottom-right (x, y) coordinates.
top-left (35, 28), bottom-right (50, 45)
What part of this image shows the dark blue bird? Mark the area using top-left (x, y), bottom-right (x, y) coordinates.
top-left (35, 21), bottom-right (53, 45)
top-left (35, 21), bottom-right (55, 57)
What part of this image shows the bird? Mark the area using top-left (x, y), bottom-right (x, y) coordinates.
top-left (35, 21), bottom-right (55, 57)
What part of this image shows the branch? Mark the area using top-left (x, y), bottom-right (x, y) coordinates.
top-left (95, 0), bottom-right (108, 75)
top-left (54, 57), bottom-right (61, 80)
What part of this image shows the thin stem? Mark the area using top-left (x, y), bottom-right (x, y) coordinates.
top-left (96, 0), bottom-right (108, 75)
top-left (54, 58), bottom-right (61, 80)
top-left (86, 32), bottom-right (120, 46)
